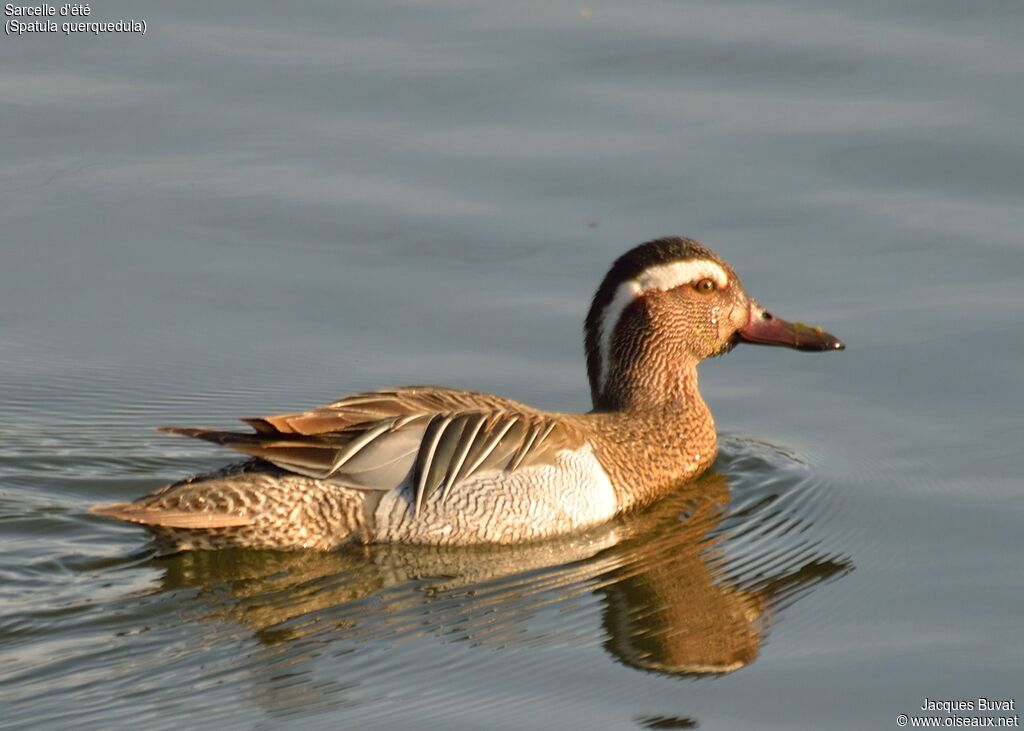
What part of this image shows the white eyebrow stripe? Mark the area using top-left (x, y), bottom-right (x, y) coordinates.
top-left (635, 260), bottom-right (729, 292)
top-left (597, 259), bottom-right (729, 394)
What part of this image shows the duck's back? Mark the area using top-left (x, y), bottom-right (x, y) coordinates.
top-left (92, 387), bottom-right (618, 551)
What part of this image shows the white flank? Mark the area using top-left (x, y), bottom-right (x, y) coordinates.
top-left (597, 259), bottom-right (729, 394)
top-left (563, 443), bottom-right (618, 522)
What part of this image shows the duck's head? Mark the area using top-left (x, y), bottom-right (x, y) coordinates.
top-left (585, 237), bottom-right (844, 411)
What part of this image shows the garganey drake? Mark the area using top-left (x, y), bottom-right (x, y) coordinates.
top-left (92, 237), bottom-right (843, 551)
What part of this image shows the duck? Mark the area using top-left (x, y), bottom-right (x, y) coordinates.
top-left (91, 236), bottom-right (844, 552)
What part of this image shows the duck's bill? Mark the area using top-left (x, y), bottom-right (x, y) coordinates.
top-left (736, 303), bottom-right (845, 352)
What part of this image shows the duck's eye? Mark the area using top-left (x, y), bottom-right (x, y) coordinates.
top-left (694, 278), bottom-right (716, 293)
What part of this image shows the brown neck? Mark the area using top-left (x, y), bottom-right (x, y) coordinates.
top-left (597, 349), bottom-right (704, 412)
top-left (586, 359), bottom-right (718, 512)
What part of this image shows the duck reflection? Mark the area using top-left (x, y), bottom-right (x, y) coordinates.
top-left (154, 461), bottom-right (851, 678)
top-left (599, 473), bottom-right (849, 675)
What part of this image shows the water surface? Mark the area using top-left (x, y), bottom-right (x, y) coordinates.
top-left (1, 1), bottom-right (1022, 729)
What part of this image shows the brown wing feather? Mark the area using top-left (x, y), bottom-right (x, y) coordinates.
top-left (158, 387), bottom-right (585, 514)
top-left (239, 387), bottom-right (531, 436)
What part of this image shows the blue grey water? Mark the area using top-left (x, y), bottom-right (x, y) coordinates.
top-left (1, 1), bottom-right (1022, 729)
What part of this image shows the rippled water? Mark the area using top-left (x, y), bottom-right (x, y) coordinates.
top-left (3, 437), bottom-right (851, 730)
top-left (2, 1), bottom-right (1022, 729)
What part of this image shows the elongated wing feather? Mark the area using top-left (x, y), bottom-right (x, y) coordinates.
top-left (401, 411), bottom-right (578, 514)
top-left (240, 387), bottom-right (522, 436)
top-left (159, 417), bottom-right (431, 490)
top-left (160, 387), bottom-right (584, 513)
